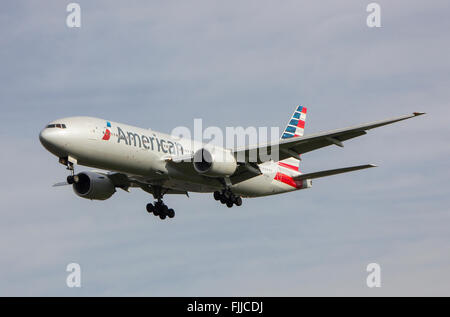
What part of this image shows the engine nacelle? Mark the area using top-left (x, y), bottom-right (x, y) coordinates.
top-left (72, 171), bottom-right (116, 200)
top-left (193, 148), bottom-right (237, 177)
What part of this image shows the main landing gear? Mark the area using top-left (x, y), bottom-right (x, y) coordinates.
top-left (146, 187), bottom-right (175, 220)
top-left (146, 200), bottom-right (175, 220)
top-left (213, 190), bottom-right (242, 208)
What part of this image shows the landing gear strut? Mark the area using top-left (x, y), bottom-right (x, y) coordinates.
top-left (213, 189), bottom-right (242, 208)
top-left (67, 168), bottom-right (78, 185)
top-left (59, 157), bottom-right (77, 185)
top-left (146, 187), bottom-right (175, 220)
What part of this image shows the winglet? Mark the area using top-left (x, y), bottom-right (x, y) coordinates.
top-left (413, 112), bottom-right (426, 116)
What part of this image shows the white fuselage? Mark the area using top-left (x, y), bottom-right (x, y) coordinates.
top-left (39, 117), bottom-right (306, 197)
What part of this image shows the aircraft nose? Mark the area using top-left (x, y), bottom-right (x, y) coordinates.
top-left (39, 127), bottom-right (68, 156)
top-left (39, 128), bottom-right (53, 148)
top-left (39, 128), bottom-right (55, 150)
top-left (39, 129), bottom-right (47, 144)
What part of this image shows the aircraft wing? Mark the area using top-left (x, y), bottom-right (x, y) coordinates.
top-left (233, 112), bottom-right (425, 164)
top-left (55, 171), bottom-right (189, 196)
top-left (104, 172), bottom-right (188, 196)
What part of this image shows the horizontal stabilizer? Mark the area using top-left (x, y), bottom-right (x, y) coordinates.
top-left (294, 164), bottom-right (377, 181)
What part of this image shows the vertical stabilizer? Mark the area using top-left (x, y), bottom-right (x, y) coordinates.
top-left (281, 105), bottom-right (307, 139)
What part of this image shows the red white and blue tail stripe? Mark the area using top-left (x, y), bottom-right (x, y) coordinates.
top-left (277, 157), bottom-right (301, 172)
top-left (275, 157), bottom-right (303, 188)
top-left (281, 105), bottom-right (307, 139)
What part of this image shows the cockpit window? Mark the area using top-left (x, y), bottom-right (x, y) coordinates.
top-left (46, 123), bottom-right (67, 129)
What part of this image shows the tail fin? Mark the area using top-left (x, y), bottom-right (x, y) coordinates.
top-left (278, 105), bottom-right (307, 173)
top-left (281, 105), bottom-right (307, 139)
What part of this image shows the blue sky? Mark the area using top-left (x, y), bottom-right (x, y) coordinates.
top-left (0, 0), bottom-right (449, 296)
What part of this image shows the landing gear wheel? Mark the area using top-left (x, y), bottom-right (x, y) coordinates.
top-left (67, 175), bottom-right (75, 184)
top-left (220, 197), bottom-right (227, 204)
top-left (213, 191), bottom-right (221, 201)
top-left (153, 201), bottom-right (163, 216)
top-left (154, 201), bottom-right (163, 209)
top-left (226, 200), bottom-right (233, 208)
top-left (146, 203), bottom-right (155, 213)
top-left (235, 196), bottom-right (242, 206)
top-left (149, 187), bottom-right (175, 220)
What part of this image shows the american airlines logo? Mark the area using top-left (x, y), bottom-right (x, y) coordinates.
top-left (105, 123), bottom-right (186, 156)
top-left (102, 118), bottom-right (282, 162)
top-left (102, 121), bottom-right (111, 141)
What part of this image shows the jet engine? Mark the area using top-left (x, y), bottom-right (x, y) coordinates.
top-left (71, 171), bottom-right (116, 200)
top-left (193, 148), bottom-right (238, 177)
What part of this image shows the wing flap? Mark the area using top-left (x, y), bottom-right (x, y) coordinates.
top-left (287, 130), bottom-right (367, 157)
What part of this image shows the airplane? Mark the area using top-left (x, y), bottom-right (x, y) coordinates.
top-left (39, 106), bottom-right (425, 220)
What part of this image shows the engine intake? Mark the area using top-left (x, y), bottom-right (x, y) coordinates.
top-left (72, 171), bottom-right (116, 200)
top-left (193, 148), bottom-right (237, 177)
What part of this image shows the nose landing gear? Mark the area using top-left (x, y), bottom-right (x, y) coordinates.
top-left (59, 158), bottom-right (78, 185)
top-left (213, 190), bottom-right (242, 208)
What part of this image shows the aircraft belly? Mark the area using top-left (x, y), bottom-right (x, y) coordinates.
top-left (231, 175), bottom-right (274, 197)
top-left (162, 179), bottom-right (219, 193)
